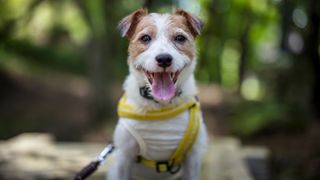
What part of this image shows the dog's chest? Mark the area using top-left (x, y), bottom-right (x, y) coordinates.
top-left (119, 110), bottom-right (189, 160)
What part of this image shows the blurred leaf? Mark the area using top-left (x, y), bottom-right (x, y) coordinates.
top-left (230, 101), bottom-right (287, 137)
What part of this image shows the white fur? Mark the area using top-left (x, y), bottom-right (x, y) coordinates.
top-left (108, 12), bottom-right (207, 180)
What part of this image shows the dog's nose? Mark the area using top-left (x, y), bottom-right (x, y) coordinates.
top-left (155, 53), bottom-right (172, 68)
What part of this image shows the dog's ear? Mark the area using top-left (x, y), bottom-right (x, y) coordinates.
top-left (118, 8), bottom-right (148, 38)
top-left (174, 9), bottom-right (203, 37)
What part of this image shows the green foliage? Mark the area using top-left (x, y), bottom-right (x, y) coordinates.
top-left (197, 0), bottom-right (281, 85)
top-left (229, 101), bottom-right (287, 137)
top-left (0, 39), bottom-right (85, 75)
top-left (197, 0), bottom-right (318, 139)
top-left (229, 99), bottom-right (309, 137)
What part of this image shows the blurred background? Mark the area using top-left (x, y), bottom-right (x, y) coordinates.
top-left (0, 0), bottom-right (319, 179)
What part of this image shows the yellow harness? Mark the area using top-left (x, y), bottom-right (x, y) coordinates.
top-left (117, 96), bottom-right (201, 173)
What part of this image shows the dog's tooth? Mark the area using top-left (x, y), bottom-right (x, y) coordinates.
top-left (173, 71), bottom-right (179, 83)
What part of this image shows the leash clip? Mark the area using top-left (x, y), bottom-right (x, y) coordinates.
top-left (74, 144), bottom-right (114, 180)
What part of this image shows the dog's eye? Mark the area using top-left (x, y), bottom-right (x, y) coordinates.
top-left (174, 35), bottom-right (187, 43)
top-left (140, 35), bottom-right (152, 43)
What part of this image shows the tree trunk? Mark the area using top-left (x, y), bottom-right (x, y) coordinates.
top-left (307, 0), bottom-right (320, 119)
top-left (280, 0), bottom-right (291, 52)
top-left (238, 18), bottom-right (251, 91)
top-left (81, 0), bottom-right (118, 123)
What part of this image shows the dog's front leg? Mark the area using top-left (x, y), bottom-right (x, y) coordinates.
top-left (108, 149), bottom-right (135, 180)
top-left (107, 122), bottom-right (139, 180)
top-left (182, 149), bottom-right (202, 180)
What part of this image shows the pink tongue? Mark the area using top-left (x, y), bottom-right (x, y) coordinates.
top-left (151, 72), bottom-right (176, 101)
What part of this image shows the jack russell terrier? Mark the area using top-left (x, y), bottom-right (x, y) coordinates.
top-left (108, 8), bottom-right (208, 180)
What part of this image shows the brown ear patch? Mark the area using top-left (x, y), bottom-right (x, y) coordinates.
top-left (118, 8), bottom-right (148, 38)
top-left (174, 9), bottom-right (203, 37)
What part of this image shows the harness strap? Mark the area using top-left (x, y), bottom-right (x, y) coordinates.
top-left (120, 121), bottom-right (148, 157)
top-left (118, 96), bottom-right (197, 120)
top-left (117, 95), bottom-right (201, 173)
top-left (138, 103), bottom-right (200, 173)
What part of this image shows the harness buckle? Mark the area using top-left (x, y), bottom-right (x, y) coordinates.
top-left (155, 161), bottom-right (181, 174)
top-left (156, 161), bottom-right (170, 173)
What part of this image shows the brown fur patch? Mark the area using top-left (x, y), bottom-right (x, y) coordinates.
top-left (168, 15), bottom-right (196, 60)
top-left (128, 16), bottom-right (157, 61)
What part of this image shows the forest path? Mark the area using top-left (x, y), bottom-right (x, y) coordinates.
top-left (0, 133), bottom-right (268, 180)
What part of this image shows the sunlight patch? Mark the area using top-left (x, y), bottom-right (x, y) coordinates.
top-left (241, 76), bottom-right (263, 101)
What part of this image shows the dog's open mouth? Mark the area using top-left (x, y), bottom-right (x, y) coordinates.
top-left (144, 70), bottom-right (180, 101)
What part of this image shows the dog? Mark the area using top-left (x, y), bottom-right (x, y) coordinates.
top-left (108, 8), bottom-right (208, 180)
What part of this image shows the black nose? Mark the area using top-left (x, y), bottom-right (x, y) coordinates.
top-left (155, 53), bottom-right (172, 68)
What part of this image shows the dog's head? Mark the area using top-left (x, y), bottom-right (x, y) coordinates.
top-left (118, 8), bottom-right (203, 102)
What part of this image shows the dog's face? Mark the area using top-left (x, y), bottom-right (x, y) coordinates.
top-left (119, 9), bottom-right (202, 102)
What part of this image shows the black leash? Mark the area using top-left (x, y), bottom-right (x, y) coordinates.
top-left (74, 144), bottom-right (114, 180)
